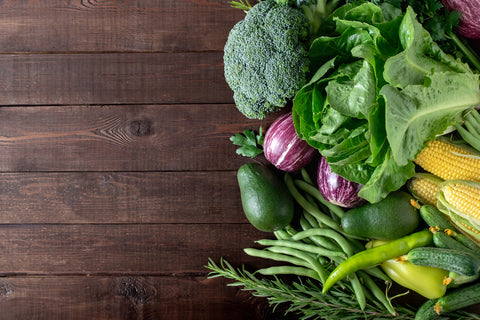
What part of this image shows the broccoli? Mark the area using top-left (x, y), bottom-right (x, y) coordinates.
top-left (224, 0), bottom-right (340, 119)
top-left (224, 0), bottom-right (310, 119)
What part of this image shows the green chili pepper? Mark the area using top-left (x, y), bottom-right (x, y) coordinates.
top-left (371, 239), bottom-right (448, 299)
top-left (322, 229), bottom-right (433, 293)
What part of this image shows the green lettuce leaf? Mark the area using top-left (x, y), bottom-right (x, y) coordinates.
top-left (382, 71), bottom-right (480, 166)
top-left (325, 60), bottom-right (376, 119)
top-left (358, 150), bottom-right (416, 203)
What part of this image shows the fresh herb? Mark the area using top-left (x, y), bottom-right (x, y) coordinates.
top-left (230, 127), bottom-right (264, 158)
top-left (206, 257), bottom-right (418, 320)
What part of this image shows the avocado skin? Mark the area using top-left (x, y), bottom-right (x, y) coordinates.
top-left (237, 163), bottom-right (294, 232)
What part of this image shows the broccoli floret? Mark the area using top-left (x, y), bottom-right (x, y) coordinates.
top-left (224, 0), bottom-right (310, 119)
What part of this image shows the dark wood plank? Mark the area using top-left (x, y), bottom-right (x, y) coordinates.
top-left (0, 52), bottom-right (231, 105)
top-left (0, 104), bottom-right (281, 171)
top-left (0, 224), bottom-right (272, 275)
top-left (0, 276), bottom-right (291, 320)
top-left (0, 171), bottom-right (248, 224)
top-left (0, 0), bottom-right (244, 53)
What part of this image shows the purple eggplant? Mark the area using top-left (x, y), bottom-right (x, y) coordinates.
top-left (264, 112), bottom-right (317, 172)
top-left (442, 0), bottom-right (480, 39)
top-left (317, 157), bottom-right (365, 208)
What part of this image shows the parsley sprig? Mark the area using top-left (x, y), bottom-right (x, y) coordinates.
top-left (230, 127), bottom-right (264, 158)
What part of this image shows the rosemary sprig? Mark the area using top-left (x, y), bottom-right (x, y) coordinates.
top-left (206, 257), bottom-right (416, 319)
top-left (206, 257), bottom-right (480, 319)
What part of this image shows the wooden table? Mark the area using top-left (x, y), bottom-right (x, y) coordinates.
top-left (0, 1), bottom-right (284, 319)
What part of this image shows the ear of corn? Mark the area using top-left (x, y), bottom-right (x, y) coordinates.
top-left (436, 180), bottom-right (480, 246)
top-left (414, 138), bottom-right (480, 182)
top-left (407, 173), bottom-right (444, 207)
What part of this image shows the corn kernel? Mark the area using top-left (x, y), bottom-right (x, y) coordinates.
top-left (407, 173), bottom-right (443, 206)
top-left (414, 140), bottom-right (480, 182)
top-left (443, 183), bottom-right (480, 221)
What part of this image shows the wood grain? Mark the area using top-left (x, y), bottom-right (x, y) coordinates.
top-left (0, 104), bottom-right (281, 171)
top-left (0, 53), bottom-right (231, 105)
top-left (0, 0), bottom-right (244, 53)
top-left (0, 224), bottom-right (272, 275)
top-left (0, 276), bottom-right (293, 320)
top-left (0, 171), bottom-right (247, 224)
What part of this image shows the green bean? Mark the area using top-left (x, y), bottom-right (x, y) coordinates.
top-left (266, 245), bottom-right (328, 266)
top-left (274, 230), bottom-right (291, 240)
top-left (284, 225), bottom-right (298, 238)
top-left (284, 174), bottom-right (341, 232)
top-left (349, 272), bottom-right (366, 311)
top-left (300, 167), bottom-right (314, 185)
top-left (256, 239), bottom-right (345, 257)
top-left (265, 246), bottom-right (329, 283)
top-left (465, 118), bottom-right (480, 137)
top-left (303, 210), bottom-right (320, 228)
top-left (257, 265), bottom-right (323, 281)
top-left (358, 270), bottom-right (396, 315)
top-left (294, 179), bottom-right (345, 219)
top-left (303, 210), bottom-right (364, 253)
top-left (244, 248), bottom-right (308, 268)
top-left (456, 123), bottom-right (480, 151)
top-left (298, 216), bottom-right (319, 246)
top-left (468, 108), bottom-right (480, 127)
top-left (363, 266), bottom-right (391, 282)
top-left (299, 214), bottom-right (342, 251)
top-left (291, 228), bottom-right (355, 257)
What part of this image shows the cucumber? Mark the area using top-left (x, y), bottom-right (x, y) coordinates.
top-left (237, 163), bottom-right (294, 232)
top-left (407, 247), bottom-right (480, 277)
top-left (419, 205), bottom-right (480, 255)
top-left (340, 191), bottom-right (419, 240)
top-left (432, 231), bottom-right (472, 252)
top-left (416, 282), bottom-right (480, 320)
top-left (446, 271), bottom-right (479, 287)
top-left (419, 205), bottom-right (457, 231)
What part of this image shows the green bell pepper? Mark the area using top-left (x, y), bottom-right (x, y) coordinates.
top-left (372, 240), bottom-right (449, 300)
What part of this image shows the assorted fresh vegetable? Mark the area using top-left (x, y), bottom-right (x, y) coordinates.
top-left (208, 0), bottom-right (480, 318)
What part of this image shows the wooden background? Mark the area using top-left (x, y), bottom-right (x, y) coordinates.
top-left (0, 0), bottom-right (291, 319)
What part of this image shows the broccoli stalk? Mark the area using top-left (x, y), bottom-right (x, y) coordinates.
top-left (271, 0), bottom-right (341, 37)
top-left (299, 0), bottom-right (341, 36)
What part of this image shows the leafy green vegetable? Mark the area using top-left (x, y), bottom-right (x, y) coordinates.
top-left (292, 3), bottom-right (480, 203)
top-left (230, 127), bottom-right (264, 158)
top-left (364, 0), bottom-right (480, 72)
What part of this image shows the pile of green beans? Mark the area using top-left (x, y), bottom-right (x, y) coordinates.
top-left (243, 169), bottom-right (396, 315)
